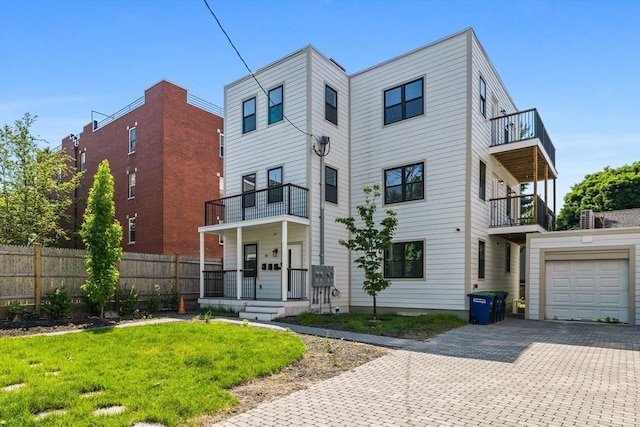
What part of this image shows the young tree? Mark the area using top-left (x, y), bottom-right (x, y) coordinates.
top-left (0, 113), bottom-right (82, 246)
top-left (557, 162), bottom-right (640, 230)
top-left (336, 185), bottom-right (398, 315)
top-left (80, 160), bottom-right (122, 318)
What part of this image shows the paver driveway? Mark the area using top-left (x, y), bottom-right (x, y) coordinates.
top-left (213, 318), bottom-right (639, 426)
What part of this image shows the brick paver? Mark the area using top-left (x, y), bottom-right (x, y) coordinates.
top-left (213, 318), bottom-right (640, 426)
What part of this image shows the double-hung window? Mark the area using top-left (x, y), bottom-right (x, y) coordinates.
top-left (219, 133), bottom-right (224, 157)
top-left (505, 242), bottom-right (511, 273)
top-left (384, 78), bottom-right (424, 125)
top-left (80, 152), bottom-right (86, 172)
top-left (384, 162), bottom-right (424, 204)
top-left (325, 85), bottom-right (338, 125)
top-left (479, 161), bottom-right (486, 201)
top-left (478, 240), bottom-right (486, 279)
top-left (128, 217), bottom-right (136, 244)
top-left (479, 76), bottom-right (487, 117)
top-left (243, 98), bottom-right (256, 133)
top-left (129, 127), bottom-right (136, 153)
top-left (242, 173), bottom-right (256, 208)
top-left (128, 172), bottom-right (136, 199)
top-left (268, 167), bottom-right (283, 203)
top-left (268, 86), bottom-right (283, 124)
top-left (325, 166), bottom-right (338, 204)
top-left (384, 241), bottom-right (424, 278)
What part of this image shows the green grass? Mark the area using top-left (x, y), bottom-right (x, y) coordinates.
top-left (0, 322), bottom-right (305, 427)
top-left (294, 312), bottom-right (465, 338)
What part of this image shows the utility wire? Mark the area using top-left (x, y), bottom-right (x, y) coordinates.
top-left (202, 0), bottom-right (316, 140)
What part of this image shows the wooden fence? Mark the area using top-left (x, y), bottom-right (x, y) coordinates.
top-left (0, 244), bottom-right (221, 314)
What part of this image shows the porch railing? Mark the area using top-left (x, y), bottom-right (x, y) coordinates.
top-left (490, 109), bottom-right (555, 168)
top-left (288, 268), bottom-right (307, 300)
top-left (490, 194), bottom-right (555, 231)
top-left (203, 270), bottom-right (256, 299)
top-left (204, 184), bottom-right (308, 226)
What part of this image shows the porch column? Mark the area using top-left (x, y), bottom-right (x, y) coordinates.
top-left (281, 220), bottom-right (288, 302)
top-left (199, 232), bottom-right (205, 298)
top-left (553, 178), bottom-right (557, 230)
top-left (544, 164), bottom-right (549, 230)
top-left (533, 146), bottom-right (538, 225)
top-left (236, 227), bottom-right (243, 300)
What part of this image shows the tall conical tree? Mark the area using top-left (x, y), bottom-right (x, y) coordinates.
top-left (80, 160), bottom-right (122, 318)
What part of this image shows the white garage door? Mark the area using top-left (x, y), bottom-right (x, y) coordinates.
top-left (546, 260), bottom-right (629, 323)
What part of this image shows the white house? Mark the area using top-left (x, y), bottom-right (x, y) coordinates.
top-left (198, 28), bottom-right (558, 320)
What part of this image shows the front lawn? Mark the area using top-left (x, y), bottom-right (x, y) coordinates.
top-left (288, 312), bottom-right (466, 339)
top-left (0, 322), bottom-right (305, 427)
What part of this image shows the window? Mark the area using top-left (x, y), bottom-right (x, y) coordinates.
top-left (242, 173), bottom-right (256, 208)
top-left (268, 86), bottom-right (283, 124)
top-left (384, 78), bottom-right (424, 125)
top-left (325, 166), bottom-right (338, 204)
top-left (128, 217), bottom-right (136, 244)
top-left (478, 240), bottom-right (485, 279)
top-left (129, 127), bottom-right (136, 153)
top-left (325, 85), bottom-right (338, 125)
top-left (244, 244), bottom-right (257, 277)
top-left (80, 152), bottom-right (86, 172)
top-left (243, 97), bottom-right (256, 133)
top-left (268, 167), bottom-right (283, 203)
top-left (219, 133), bottom-right (224, 157)
top-left (479, 76), bottom-right (486, 117)
top-left (506, 184), bottom-right (512, 218)
top-left (479, 161), bottom-right (486, 201)
top-left (384, 162), bottom-right (424, 204)
top-left (128, 172), bottom-right (136, 199)
top-left (505, 242), bottom-right (511, 273)
top-left (384, 241), bottom-right (424, 278)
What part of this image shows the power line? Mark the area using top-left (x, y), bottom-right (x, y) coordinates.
top-left (202, 0), bottom-right (316, 139)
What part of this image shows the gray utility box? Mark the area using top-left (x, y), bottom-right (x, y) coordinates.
top-left (311, 265), bottom-right (335, 287)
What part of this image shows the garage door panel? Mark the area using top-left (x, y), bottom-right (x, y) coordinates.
top-left (546, 260), bottom-right (628, 323)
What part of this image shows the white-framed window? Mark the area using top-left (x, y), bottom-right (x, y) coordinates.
top-left (128, 172), bottom-right (136, 199)
top-left (129, 127), bottom-right (136, 153)
top-left (268, 86), bottom-right (283, 124)
top-left (219, 133), bottom-right (224, 157)
top-left (128, 217), bottom-right (136, 244)
top-left (80, 152), bottom-right (86, 172)
top-left (325, 85), bottom-right (338, 125)
top-left (384, 78), bottom-right (424, 125)
top-left (479, 76), bottom-right (487, 117)
top-left (243, 97), bottom-right (256, 133)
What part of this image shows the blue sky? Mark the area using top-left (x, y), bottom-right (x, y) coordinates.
top-left (1, 0), bottom-right (638, 211)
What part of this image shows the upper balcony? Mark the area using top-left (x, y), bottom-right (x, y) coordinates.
top-left (490, 109), bottom-right (557, 182)
top-left (204, 184), bottom-right (309, 227)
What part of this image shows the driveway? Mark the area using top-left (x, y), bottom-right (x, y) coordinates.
top-left (213, 318), bottom-right (639, 426)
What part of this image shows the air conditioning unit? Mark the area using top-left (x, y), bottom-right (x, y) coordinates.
top-left (580, 209), bottom-right (594, 229)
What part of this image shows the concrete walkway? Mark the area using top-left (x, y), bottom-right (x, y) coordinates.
top-left (213, 317), bottom-right (640, 427)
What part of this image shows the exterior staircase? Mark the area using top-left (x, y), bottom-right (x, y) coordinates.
top-left (239, 301), bottom-right (286, 321)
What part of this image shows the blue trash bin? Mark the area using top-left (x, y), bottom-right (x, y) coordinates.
top-left (496, 291), bottom-right (509, 321)
top-left (467, 292), bottom-right (495, 325)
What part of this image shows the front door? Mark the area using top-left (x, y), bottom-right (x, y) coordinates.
top-left (288, 243), bottom-right (303, 299)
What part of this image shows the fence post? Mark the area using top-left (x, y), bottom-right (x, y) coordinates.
top-left (175, 254), bottom-right (181, 293)
top-left (34, 243), bottom-right (42, 315)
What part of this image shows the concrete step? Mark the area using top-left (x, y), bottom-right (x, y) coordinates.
top-left (242, 306), bottom-right (280, 314)
top-left (239, 311), bottom-right (278, 321)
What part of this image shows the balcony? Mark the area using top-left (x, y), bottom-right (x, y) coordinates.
top-left (488, 194), bottom-right (555, 243)
top-left (490, 109), bottom-right (557, 182)
top-left (204, 184), bottom-right (309, 226)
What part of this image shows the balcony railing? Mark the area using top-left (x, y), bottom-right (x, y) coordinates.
top-left (203, 268), bottom-right (308, 300)
top-left (490, 194), bottom-right (555, 231)
top-left (205, 184), bottom-right (308, 226)
top-left (491, 109), bottom-right (555, 167)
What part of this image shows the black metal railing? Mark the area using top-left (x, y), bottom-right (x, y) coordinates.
top-left (205, 184), bottom-right (308, 226)
top-left (287, 268), bottom-right (307, 300)
top-left (203, 270), bottom-right (256, 299)
top-left (490, 109), bottom-right (555, 167)
top-left (490, 194), bottom-right (554, 231)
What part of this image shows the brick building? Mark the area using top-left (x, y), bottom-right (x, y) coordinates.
top-left (62, 80), bottom-right (223, 258)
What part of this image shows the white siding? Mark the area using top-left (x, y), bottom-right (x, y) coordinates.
top-left (349, 31), bottom-right (469, 310)
top-left (527, 228), bottom-right (640, 325)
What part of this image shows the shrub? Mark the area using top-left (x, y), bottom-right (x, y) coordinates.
top-left (162, 285), bottom-right (180, 311)
top-left (146, 284), bottom-right (161, 314)
top-left (41, 287), bottom-right (72, 319)
top-left (118, 285), bottom-right (139, 316)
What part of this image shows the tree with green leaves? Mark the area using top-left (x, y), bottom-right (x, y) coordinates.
top-left (0, 113), bottom-right (82, 246)
top-left (336, 185), bottom-right (398, 315)
top-left (557, 162), bottom-right (640, 230)
top-left (80, 160), bottom-right (122, 318)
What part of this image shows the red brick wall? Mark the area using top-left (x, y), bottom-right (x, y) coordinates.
top-left (61, 80), bottom-right (223, 258)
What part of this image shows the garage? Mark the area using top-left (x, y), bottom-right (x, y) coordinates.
top-left (545, 259), bottom-right (629, 323)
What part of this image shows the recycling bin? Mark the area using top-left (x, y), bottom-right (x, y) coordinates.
top-left (495, 291), bottom-right (509, 321)
top-left (467, 292), bottom-right (496, 325)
